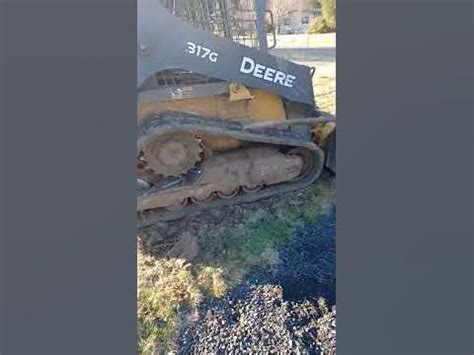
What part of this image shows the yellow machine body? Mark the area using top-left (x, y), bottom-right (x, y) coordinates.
top-left (138, 86), bottom-right (286, 151)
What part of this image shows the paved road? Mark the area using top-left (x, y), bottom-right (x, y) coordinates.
top-left (269, 34), bottom-right (335, 77)
top-left (270, 47), bottom-right (335, 63)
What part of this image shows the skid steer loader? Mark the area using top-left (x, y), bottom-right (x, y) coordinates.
top-left (137, 0), bottom-right (336, 226)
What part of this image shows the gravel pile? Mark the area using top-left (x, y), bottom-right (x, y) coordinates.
top-left (177, 206), bottom-right (337, 354)
top-left (316, 306), bottom-right (336, 355)
top-left (274, 206), bottom-right (336, 303)
top-left (179, 284), bottom-right (336, 354)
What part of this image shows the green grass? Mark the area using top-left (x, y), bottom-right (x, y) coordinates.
top-left (196, 180), bottom-right (335, 287)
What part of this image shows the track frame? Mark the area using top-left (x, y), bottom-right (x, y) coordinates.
top-left (137, 112), bottom-right (324, 227)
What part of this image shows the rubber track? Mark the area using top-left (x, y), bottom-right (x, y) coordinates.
top-left (137, 112), bottom-right (324, 227)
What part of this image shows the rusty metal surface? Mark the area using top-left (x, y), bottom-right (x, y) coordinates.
top-left (137, 112), bottom-right (324, 226)
top-left (142, 132), bottom-right (202, 177)
top-left (138, 146), bottom-right (304, 210)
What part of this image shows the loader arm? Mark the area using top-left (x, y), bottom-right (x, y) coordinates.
top-left (137, 0), bottom-right (317, 110)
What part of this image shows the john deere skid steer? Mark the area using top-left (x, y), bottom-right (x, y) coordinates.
top-left (137, 0), bottom-right (336, 225)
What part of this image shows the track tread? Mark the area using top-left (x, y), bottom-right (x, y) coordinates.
top-left (137, 112), bottom-right (324, 227)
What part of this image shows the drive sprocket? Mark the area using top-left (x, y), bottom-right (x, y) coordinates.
top-left (141, 132), bottom-right (202, 177)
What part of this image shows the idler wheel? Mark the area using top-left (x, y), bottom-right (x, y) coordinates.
top-left (286, 148), bottom-right (315, 181)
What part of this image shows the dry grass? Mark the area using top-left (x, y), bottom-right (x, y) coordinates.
top-left (314, 76), bottom-right (336, 115)
top-left (137, 254), bottom-right (226, 354)
top-left (313, 74), bottom-right (336, 147)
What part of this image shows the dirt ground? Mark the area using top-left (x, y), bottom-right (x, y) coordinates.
top-left (137, 33), bottom-right (336, 354)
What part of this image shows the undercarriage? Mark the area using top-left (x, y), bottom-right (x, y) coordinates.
top-left (137, 112), bottom-right (324, 227)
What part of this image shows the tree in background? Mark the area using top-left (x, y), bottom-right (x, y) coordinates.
top-left (267, 0), bottom-right (310, 33)
top-left (320, 0), bottom-right (335, 28)
top-left (308, 0), bottom-right (336, 33)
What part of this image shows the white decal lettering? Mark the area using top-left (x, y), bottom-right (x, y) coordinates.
top-left (284, 75), bottom-right (296, 88)
top-left (263, 67), bottom-right (276, 82)
top-left (254, 64), bottom-right (265, 78)
top-left (209, 52), bottom-right (218, 62)
top-left (240, 57), bottom-right (255, 74)
top-left (239, 56), bottom-right (297, 88)
top-left (201, 47), bottom-right (211, 58)
top-left (274, 71), bottom-right (286, 85)
top-left (185, 41), bottom-right (219, 63)
top-left (186, 42), bottom-right (196, 54)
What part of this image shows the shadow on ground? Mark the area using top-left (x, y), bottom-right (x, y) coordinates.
top-left (245, 205), bottom-right (336, 305)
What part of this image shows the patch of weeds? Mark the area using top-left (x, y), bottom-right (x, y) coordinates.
top-left (197, 266), bottom-right (227, 298)
top-left (137, 254), bottom-right (227, 354)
